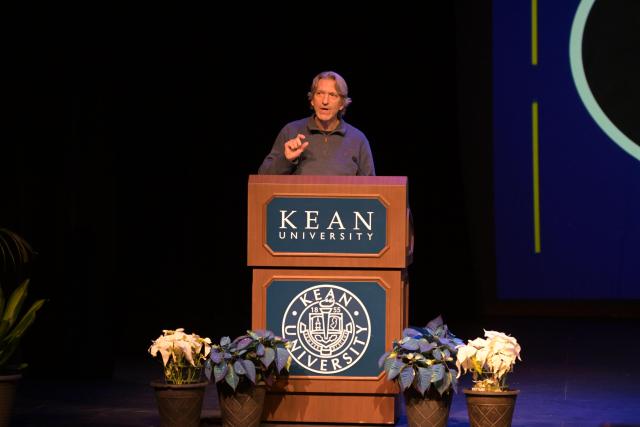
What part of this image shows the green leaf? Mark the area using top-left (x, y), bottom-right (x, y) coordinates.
top-left (431, 364), bottom-right (444, 383)
top-left (261, 347), bottom-right (275, 368)
top-left (240, 359), bottom-right (256, 383)
top-left (225, 364), bottom-right (239, 390)
top-left (3, 299), bottom-right (45, 342)
top-left (418, 340), bottom-right (436, 353)
top-left (436, 370), bottom-right (452, 396)
top-left (415, 366), bottom-right (433, 395)
top-left (378, 351), bottom-right (390, 368)
top-left (213, 363), bottom-right (227, 383)
top-left (387, 359), bottom-right (405, 380)
top-left (398, 366), bottom-right (415, 391)
top-left (426, 315), bottom-right (443, 332)
top-left (1, 280), bottom-right (29, 329)
top-left (235, 337), bottom-right (253, 351)
top-left (275, 347), bottom-right (289, 372)
top-left (402, 328), bottom-right (423, 338)
top-left (0, 339), bottom-right (19, 366)
top-left (400, 338), bottom-right (420, 351)
top-left (383, 356), bottom-right (396, 375)
top-left (204, 360), bottom-right (212, 381)
top-left (0, 320), bottom-right (9, 342)
top-left (233, 360), bottom-right (246, 375)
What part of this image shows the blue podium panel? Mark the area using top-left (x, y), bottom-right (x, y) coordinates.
top-left (252, 268), bottom-right (406, 395)
top-left (267, 280), bottom-right (384, 377)
top-left (265, 197), bottom-right (387, 254)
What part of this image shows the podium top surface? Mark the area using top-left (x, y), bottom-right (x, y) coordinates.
top-left (249, 175), bottom-right (407, 186)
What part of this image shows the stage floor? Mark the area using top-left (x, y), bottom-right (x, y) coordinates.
top-left (12, 317), bottom-right (640, 426)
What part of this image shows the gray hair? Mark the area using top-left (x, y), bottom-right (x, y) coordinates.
top-left (307, 71), bottom-right (353, 117)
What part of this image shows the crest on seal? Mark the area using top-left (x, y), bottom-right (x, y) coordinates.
top-left (282, 284), bottom-right (371, 374)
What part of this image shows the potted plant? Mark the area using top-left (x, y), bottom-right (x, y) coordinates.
top-left (379, 315), bottom-right (464, 427)
top-left (456, 330), bottom-right (522, 427)
top-left (148, 328), bottom-right (212, 427)
top-left (0, 229), bottom-right (46, 427)
top-left (206, 329), bottom-right (291, 427)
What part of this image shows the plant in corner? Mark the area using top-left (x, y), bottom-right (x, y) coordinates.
top-left (148, 328), bottom-right (212, 427)
top-left (0, 229), bottom-right (46, 427)
top-left (456, 330), bottom-right (522, 427)
top-left (379, 315), bottom-right (464, 427)
top-left (206, 329), bottom-right (291, 427)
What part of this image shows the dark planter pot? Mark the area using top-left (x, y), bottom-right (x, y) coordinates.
top-left (150, 380), bottom-right (208, 427)
top-left (403, 387), bottom-right (453, 427)
top-left (217, 382), bottom-right (266, 427)
top-left (463, 389), bottom-right (519, 427)
top-left (0, 374), bottom-right (21, 427)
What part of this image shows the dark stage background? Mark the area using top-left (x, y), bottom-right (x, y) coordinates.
top-left (4, 4), bottom-right (633, 381)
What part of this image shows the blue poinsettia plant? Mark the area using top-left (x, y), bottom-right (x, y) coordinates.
top-left (205, 329), bottom-right (291, 392)
top-left (379, 315), bottom-right (464, 396)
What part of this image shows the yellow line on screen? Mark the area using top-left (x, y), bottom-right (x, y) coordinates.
top-left (532, 0), bottom-right (538, 65)
top-left (532, 101), bottom-right (541, 253)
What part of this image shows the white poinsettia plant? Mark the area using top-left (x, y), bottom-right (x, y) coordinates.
top-left (456, 330), bottom-right (521, 392)
top-left (148, 328), bottom-right (212, 384)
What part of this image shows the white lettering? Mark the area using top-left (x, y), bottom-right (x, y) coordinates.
top-left (284, 326), bottom-right (297, 336)
top-left (307, 356), bottom-right (318, 367)
top-left (367, 232), bottom-right (374, 240)
top-left (280, 210), bottom-right (297, 229)
top-left (313, 289), bottom-right (322, 301)
top-left (325, 289), bottom-right (335, 301)
top-left (320, 359), bottom-right (327, 371)
top-left (327, 212), bottom-right (346, 230)
top-left (299, 293), bottom-right (311, 306)
top-left (288, 338), bottom-right (301, 352)
top-left (305, 211), bottom-right (319, 229)
top-left (338, 292), bottom-right (352, 307)
top-left (353, 211), bottom-right (373, 231)
top-left (342, 353), bottom-right (353, 364)
top-left (356, 325), bottom-right (368, 335)
top-left (331, 358), bottom-right (342, 370)
top-left (354, 337), bottom-right (366, 346)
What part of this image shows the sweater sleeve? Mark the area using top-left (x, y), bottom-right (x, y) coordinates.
top-left (356, 135), bottom-right (376, 176)
top-left (258, 125), bottom-right (297, 175)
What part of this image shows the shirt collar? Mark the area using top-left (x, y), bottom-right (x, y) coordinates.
top-left (306, 115), bottom-right (347, 136)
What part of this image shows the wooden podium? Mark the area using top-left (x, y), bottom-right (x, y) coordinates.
top-left (248, 175), bottom-right (413, 424)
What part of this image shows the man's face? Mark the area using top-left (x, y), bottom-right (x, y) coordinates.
top-left (310, 78), bottom-right (344, 123)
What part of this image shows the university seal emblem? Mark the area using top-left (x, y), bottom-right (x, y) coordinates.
top-left (282, 284), bottom-right (371, 374)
